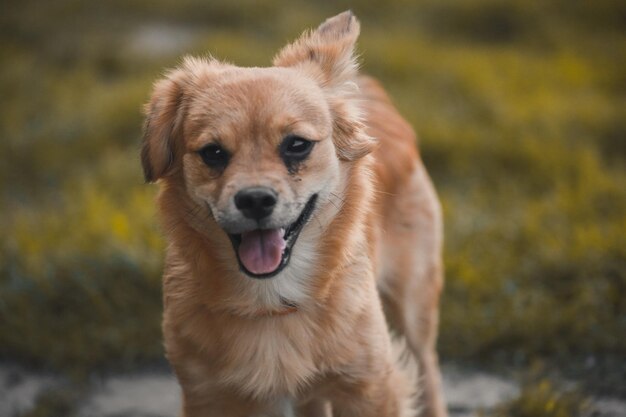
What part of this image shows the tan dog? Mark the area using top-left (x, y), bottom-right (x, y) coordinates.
top-left (141, 11), bottom-right (446, 417)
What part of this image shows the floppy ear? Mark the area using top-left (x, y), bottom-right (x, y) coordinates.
top-left (141, 69), bottom-right (187, 183)
top-left (273, 11), bottom-right (376, 161)
top-left (328, 99), bottom-right (375, 161)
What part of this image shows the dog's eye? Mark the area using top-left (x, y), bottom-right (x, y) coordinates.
top-left (198, 143), bottom-right (229, 169)
top-left (280, 135), bottom-right (314, 162)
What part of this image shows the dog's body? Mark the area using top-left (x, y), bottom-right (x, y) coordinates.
top-left (142, 12), bottom-right (446, 417)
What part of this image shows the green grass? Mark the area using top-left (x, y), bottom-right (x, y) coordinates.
top-left (491, 378), bottom-right (591, 417)
top-left (0, 152), bottom-right (164, 372)
top-left (1, 0), bottom-right (624, 395)
top-left (19, 386), bottom-right (81, 417)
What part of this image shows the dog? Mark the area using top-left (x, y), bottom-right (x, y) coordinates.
top-left (141, 11), bottom-right (446, 417)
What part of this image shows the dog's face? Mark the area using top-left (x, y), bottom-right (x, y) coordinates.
top-left (181, 68), bottom-right (339, 278)
top-left (142, 12), bottom-right (374, 279)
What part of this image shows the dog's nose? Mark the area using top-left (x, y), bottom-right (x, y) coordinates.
top-left (234, 187), bottom-right (278, 220)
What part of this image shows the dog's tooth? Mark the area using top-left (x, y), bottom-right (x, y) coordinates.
top-left (280, 227), bottom-right (286, 237)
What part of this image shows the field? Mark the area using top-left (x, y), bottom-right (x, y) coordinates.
top-left (1, 0), bottom-right (625, 414)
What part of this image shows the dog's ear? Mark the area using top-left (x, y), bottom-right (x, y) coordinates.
top-left (273, 10), bottom-right (360, 89)
top-left (141, 69), bottom-right (188, 183)
top-left (328, 99), bottom-right (376, 161)
top-left (274, 11), bottom-right (376, 161)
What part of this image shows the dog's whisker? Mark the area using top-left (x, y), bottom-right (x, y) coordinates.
top-left (325, 197), bottom-right (341, 211)
top-left (328, 192), bottom-right (348, 206)
top-left (311, 212), bottom-right (324, 231)
top-left (319, 191), bottom-right (347, 223)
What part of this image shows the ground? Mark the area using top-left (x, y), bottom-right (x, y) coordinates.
top-left (2, 364), bottom-right (625, 417)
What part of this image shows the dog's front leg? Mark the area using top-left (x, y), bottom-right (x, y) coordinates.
top-left (296, 398), bottom-right (331, 417)
top-left (178, 387), bottom-right (264, 417)
top-left (330, 367), bottom-right (413, 417)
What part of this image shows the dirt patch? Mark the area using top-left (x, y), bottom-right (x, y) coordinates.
top-left (2, 364), bottom-right (624, 417)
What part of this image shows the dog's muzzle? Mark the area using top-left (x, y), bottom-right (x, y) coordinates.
top-left (228, 194), bottom-right (318, 279)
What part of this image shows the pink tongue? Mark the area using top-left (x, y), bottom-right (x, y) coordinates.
top-left (238, 229), bottom-right (286, 275)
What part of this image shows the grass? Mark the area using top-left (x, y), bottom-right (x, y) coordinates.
top-left (491, 378), bottom-right (592, 417)
top-left (1, 0), bottom-right (624, 401)
top-left (0, 152), bottom-right (164, 372)
top-left (19, 386), bottom-right (81, 417)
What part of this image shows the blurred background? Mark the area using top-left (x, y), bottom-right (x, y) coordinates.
top-left (1, 0), bottom-right (625, 416)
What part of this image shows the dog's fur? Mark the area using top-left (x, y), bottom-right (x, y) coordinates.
top-left (141, 11), bottom-right (446, 417)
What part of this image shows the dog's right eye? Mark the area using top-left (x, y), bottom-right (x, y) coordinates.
top-left (198, 144), bottom-right (229, 169)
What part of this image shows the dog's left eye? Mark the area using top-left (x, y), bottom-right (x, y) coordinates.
top-left (280, 135), bottom-right (314, 162)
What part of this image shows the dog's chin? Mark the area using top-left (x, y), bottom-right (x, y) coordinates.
top-left (227, 194), bottom-right (318, 279)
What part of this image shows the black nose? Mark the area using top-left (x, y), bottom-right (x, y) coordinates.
top-left (234, 187), bottom-right (278, 220)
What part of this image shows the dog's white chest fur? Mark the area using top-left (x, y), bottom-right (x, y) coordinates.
top-left (218, 319), bottom-right (319, 400)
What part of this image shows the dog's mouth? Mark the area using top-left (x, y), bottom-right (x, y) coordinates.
top-left (228, 194), bottom-right (318, 279)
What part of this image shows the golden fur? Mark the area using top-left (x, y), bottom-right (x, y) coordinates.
top-left (142, 11), bottom-right (446, 417)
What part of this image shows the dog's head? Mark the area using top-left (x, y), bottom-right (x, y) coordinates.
top-left (141, 11), bottom-right (374, 279)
